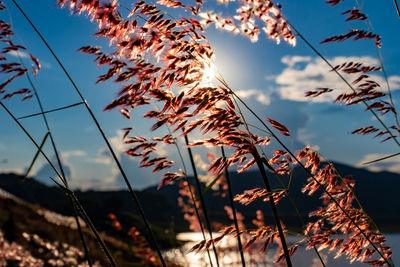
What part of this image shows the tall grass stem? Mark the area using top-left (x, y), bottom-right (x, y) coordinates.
top-left (17, 102), bottom-right (84, 120)
top-left (217, 76), bottom-right (393, 266)
top-left (183, 133), bottom-right (221, 267)
top-left (0, 100), bottom-right (116, 266)
top-left (286, 20), bottom-right (400, 147)
top-left (9, 1), bottom-right (167, 265)
top-left (220, 147), bottom-right (246, 267)
top-left (252, 151), bottom-right (292, 267)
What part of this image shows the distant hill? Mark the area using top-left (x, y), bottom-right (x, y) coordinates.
top-left (144, 161), bottom-right (400, 232)
top-left (1, 161), bottom-right (400, 238)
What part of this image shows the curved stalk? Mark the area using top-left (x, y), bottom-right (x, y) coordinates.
top-left (168, 128), bottom-right (215, 267)
top-left (9, 1), bottom-right (166, 265)
top-left (217, 76), bottom-right (393, 266)
top-left (220, 147), bottom-right (246, 267)
top-left (183, 133), bottom-right (221, 267)
top-left (286, 21), bottom-right (400, 147)
top-left (251, 150), bottom-right (292, 267)
top-left (0, 100), bottom-right (116, 266)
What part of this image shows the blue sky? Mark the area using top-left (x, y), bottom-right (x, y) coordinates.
top-left (1, 0), bottom-right (400, 190)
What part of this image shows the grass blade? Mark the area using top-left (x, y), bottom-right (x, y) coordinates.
top-left (9, 1), bottom-right (166, 264)
top-left (362, 152), bottom-right (400, 165)
top-left (183, 133), bottom-right (221, 267)
top-left (221, 147), bottom-right (246, 267)
top-left (0, 100), bottom-right (116, 266)
top-left (17, 102), bottom-right (84, 120)
top-left (197, 172), bottom-right (224, 202)
top-left (24, 131), bottom-right (49, 178)
top-left (394, 0), bottom-right (400, 18)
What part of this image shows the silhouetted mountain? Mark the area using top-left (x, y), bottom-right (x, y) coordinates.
top-left (1, 161), bottom-right (400, 236)
top-left (145, 161), bottom-right (400, 231)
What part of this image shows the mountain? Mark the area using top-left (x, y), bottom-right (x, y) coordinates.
top-left (145, 161), bottom-right (400, 232)
top-left (1, 160), bottom-right (400, 242)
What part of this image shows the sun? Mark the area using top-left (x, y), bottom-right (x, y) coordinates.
top-left (200, 62), bottom-right (217, 85)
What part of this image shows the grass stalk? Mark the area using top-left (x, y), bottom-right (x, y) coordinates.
top-left (260, 152), bottom-right (327, 267)
top-left (217, 76), bottom-right (393, 266)
top-left (0, 100), bottom-right (116, 266)
top-left (167, 126), bottom-right (215, 267)
top-left (32, 98), bottom-right (94, 267)
top-left (183, 133), bottom-right (221, 267)
top-left (218, 76), bottom-right (293, 266)
top-left (220, 147), bottom-right (246, 267)
top-left (9, 1), bottom-right (166, 265)
top-left (362, 152), bottom-right (400, 165)
top-left (10, 37), bottom-right (95, 265)
top-left (24, 131), bottom-right (49, 178)
top-left (394, 0), bottom-right (400, 18)
top-left (17, 102), bottom-right (84, 120)
top-left (354, 0), bottom-right (400, 130)
top-left (285, 20), bottom-right (400, 147)
top-left (251, 151), bottom-right (293, 267)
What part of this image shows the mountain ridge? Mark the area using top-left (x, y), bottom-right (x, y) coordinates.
top-left (1, 160), bottom-right (399, 234)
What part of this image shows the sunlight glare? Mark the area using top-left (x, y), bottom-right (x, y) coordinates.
top-left (201, 62), bottom-right (217, 85)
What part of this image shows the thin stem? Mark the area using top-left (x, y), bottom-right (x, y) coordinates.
top-left (362, 152), bottom-right (400, 165)
top-left (220, 75), bottom-right (325, 266)
top-left (183, 133), bottom-right (221, 267)
top-left (260, 152), bottom-right (326, 267)
top-left (0, 100), bottom-right (116, 266)
top-left (166, 126), bottom-right (215, 267)
top-left (286, 20), bottom-right (400, 147)
top-left (10, 1), bottom-right (166, 265)
top-left (217, 76), bottom-right (393, 266)
top-left (220, 147), bottom-right (246, 267)
top-left (394, 0), bottom-right (400, 18)
top-left (252, 151), bottom-right (292, 267)
top-left (354, 0), bottom-right (400, 129)
top-left (24, 131), bottom-right (49, 178)
top-left (10, 33), bottom-right (94, 265)
top-left (68, 196), bottom-right (94, 266)
top-left (17, 102), bottom-right (84, 120)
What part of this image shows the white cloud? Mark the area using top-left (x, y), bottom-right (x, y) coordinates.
top-left (91, 130), bottom-right (128, 165)
top-left (273, 55), bottom-right (400, 102)
top-left (281, 55), bottom-right (312, 68)
top-left (6, 50), bottom-right (30, 59)
top-left (62, 150), bottom-right (86, 158)
top-left (6, 50), bottom-right (51, 69)
top-left (193, 154), bottom-right (209, 172)
top-left (235, 89), bottom-right (270, 105)
top-left (31, 150), bottom-right (85, 185)
top-left (357, 153), bottom-right (400, 173)
top-left (75, 176), bottom-right (120, 191)
top-left (0, 167), bottom-right (24, 175)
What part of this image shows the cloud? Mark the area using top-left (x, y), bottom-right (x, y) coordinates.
top-left (63, 150), bottom-right (86, 158)
top-left (0, 167), bottom-right (24, 175)
top-left (91, 130), bottom-right (128, 165)
top-left (193, 154), bottom-right (209, 172)
top-left (236, 89), bottom-right (271, 105)
top-left (281, 55), bottom-right (312, 68)
top-left (33, 150), bottom-right (85, 186)
top-left (6, 50), bottom-right (52, 69)
top-left (356, 153), bottom-right (400, 173)
top-left (273, 55), bottom-right (400, 102)
top-left (6, 50), bottom-right (30, 59)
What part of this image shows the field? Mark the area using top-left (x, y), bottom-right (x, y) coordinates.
top-left (0, 0), bottom-right (399, 266)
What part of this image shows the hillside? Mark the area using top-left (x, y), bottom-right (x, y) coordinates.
top-left (0, 188), bottom-right (176, 266)
top-left (1, 161), bottom-right (399, 241)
